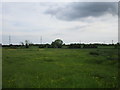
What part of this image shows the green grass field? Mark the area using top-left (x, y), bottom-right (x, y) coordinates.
top-left (2, 47), bottom-right (118, 88)
top-left (0, 47), bottom-right (2, 89)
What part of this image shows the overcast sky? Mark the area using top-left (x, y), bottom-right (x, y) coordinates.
top-left (1, 2), bottom-right (118, 44)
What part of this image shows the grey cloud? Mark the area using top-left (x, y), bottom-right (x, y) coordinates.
top-left (45, 2), bottom-right (118, 21)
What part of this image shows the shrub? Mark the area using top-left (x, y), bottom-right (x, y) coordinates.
top-left (89, 51), bottom-right (99, 56)
top-left (69, 44), bottom-right (81, 48)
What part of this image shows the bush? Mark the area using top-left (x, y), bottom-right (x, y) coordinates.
top-left (69, 44), bottom-right (81, 48)
top-left (89, 51), bottom-right (99, 56)
top-left (83, 44), bottom-right (98, 48)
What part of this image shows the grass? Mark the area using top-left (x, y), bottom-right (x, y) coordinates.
top-left (0, 47), bottom-right (2, 89)
top-left (2, 47), bottom-right (118, 88)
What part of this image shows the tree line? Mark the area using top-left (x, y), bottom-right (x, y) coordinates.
top-left (2, 39), bottom-right (120, 49)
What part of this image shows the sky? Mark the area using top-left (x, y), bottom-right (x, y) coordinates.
top-left (1, 1), bottom-right (118, 45)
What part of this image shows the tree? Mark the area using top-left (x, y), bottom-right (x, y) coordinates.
top-left (115, 42), bottom-right (120, 49)
top-left (20, 42), bottom-right (24, 46)
top-left (25, 40), bottom-right (30, 48)
top-left (20, 42), bottom-right (24, 48)
top-left (51, 39), bottom-right (63, 48)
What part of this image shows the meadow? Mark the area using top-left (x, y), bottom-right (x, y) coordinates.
top-left (2, 47), bottom-right (118, 88)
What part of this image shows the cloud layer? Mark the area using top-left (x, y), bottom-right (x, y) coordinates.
top-left (45, 2), bottom-right (118, 21)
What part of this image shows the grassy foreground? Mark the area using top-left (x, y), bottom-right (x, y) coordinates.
top-left (2, 48), bottom-right (118, 88)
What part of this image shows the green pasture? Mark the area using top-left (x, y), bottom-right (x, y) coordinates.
top-left (2, 47), bottom-right (118, 88)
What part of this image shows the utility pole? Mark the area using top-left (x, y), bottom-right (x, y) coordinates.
top-left (103, 41), bottom-right (105, 44)
top-left (79, 40), bottom-right (81, 44)
top-left (112, 40), bottom-right (113, 44)
top-left (9, 35), bottom-right (11, 45)
top-left (40, 36), bottom-right (42, 44)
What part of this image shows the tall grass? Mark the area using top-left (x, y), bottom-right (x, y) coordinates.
top-left (2, 48), bottom-right (118, 88)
